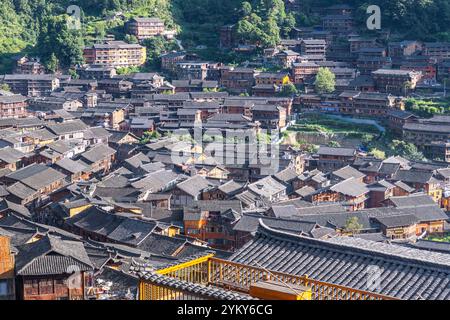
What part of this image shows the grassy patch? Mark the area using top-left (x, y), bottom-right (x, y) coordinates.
top-left (426, 234), bottom-right (450, 243)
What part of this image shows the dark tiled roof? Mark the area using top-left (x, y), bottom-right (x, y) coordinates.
top-left (388, 193), bottom-right (436, 208)
top-left (140, 272), bottom-right (253, 300)
top-left (374, 214), bottom-right (419, 228)
top-left (317, 146), bottom-right (356, 157)
top-left (6, 163), bottom-right (66, 191)
top-left (330, 177), bottom-right (369, 197)
top-left (391, 170), bottom-right (434, 184)
top-left (137, 233), bottom-right (186, 256)
top-left (15, 235), bottom-right (93, 276)
top-left (65, 206), bottom-right (157, 245)
top-left (230, 221), bottom-right (450, 299)
top-left (332, 165), bottom-right (365, 180)
top-left (81, 144), bottom-right (116, 163)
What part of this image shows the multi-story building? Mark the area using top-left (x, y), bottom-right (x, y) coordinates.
top-left (388, 41), bottom-right (422, 58)
top-left (14, 57), bottom-right (45, 75)
top-left (291, 62), bottom-right (319, 84)
top-left (348, 38), bottom-right (377, 54)
top-left (322, 15), bottom-right (354, 33)
top-left (338, 91), bottom-right (404, 117)
top-left (77, 64), bottom-right (117, 80)
top-left (0, 94), bottom-right (28, 118)
top-left (403, 116), bottom-right (450, 147)
top-left (0, 232), bottom-right (15, 300)
top-left (423, 42), bottom-right (450, 60)
top-left (437, 59), bottom-right (450, 81)
top-left (176, 62), bottom-right (209, 80)
top-left (400, 56), bottom-right (437, 81)
top-left (220, 67), bottom-right (258, 94)
top-left (357, 56), bottom-right (392, 75)
top-left (254, 72), bottom-right (290, 86)
top-left (317, 146), bottom-right (357, 171)
top-left (387, 109), bottom-right (419, 135)
top-left (0, 74), bottom-right (60, 97)
top-left (220, 24), bottom-right (235, 48)
top-left (300, 39), bottom-right (326, 56)
top-left (372, 69), bottom-right (422, 94)
top-left (83, 41), bottom-right (146, 68)
top-left (127, 17), bottom-right (165, 40)
top-left (424, 141), bottom-right (450, 163)
top-left (251, 104), bottom-right (286, 130)
top-left (160, 51), bottom-right (187, 73)
top-left (275, 50), bottom-right (300, 68)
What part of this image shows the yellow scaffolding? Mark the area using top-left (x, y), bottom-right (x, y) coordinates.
top-left (139, 255), bottom-right (396, 300)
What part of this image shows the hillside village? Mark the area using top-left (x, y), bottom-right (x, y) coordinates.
top-left (1, 1), bottom-right (450, 301)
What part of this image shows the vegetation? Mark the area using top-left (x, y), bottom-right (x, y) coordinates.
top-left (426, 234), bottom-right (450, 243)
top-left (142, 36), bottom-right (179, 70)
top-left (235, 0), bottom-right (295, 47)
top-left (369, 148), bottom-right (386, 160)
top-left (291, 114), bottom-right (381, 136)
top-left (116, 66), bottom-right (141, 75)
top-left (140, 130), bottom-right (161, 144)
top-left (2, 1), bottom-right (450, 73)
top-left (386, 140), bottom-right (426, 162)
top-left (405, 98), bottom-right (450, 117)
top-left (344, 216), bottom-right (363, 234)
top-left (278, 83), bottom-right (298, 97)
top-left (314, 67), bottom-right (336, 94)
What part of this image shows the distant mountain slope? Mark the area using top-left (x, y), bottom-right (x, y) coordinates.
top-left (1, 0), bottom-right (450, 72)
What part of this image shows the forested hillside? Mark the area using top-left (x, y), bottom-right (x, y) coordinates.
top-left (1, 0), bottom-right (450, 73)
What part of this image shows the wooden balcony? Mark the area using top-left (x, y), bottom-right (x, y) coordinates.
top-left (139, 255), bottom-right (396, 300)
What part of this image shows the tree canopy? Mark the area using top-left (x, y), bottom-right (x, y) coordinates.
top-left (315, 67), bottom-right (336, 94)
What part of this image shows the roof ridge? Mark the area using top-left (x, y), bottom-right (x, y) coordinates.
top-left (256, 219), bottom-right (450, 272)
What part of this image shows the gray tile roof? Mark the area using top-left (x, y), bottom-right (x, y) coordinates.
top-left (65, 206), bottom-right (157, 246)
top-left (248, 176), bottom-right (287, 199)
top-left (388, 193), bottom-right (437, 208)
top-left (332, 165), bottom-right (365, 180)
top-left (15, 235), bottom-right (93, 276)
top-left (229, 221), bottom-right (450, 299)
top-left (137, 233), bottom-right (187, 256)
top-left (391, 170), bottom-right (434, 184)
top-left (233, 213), bottom-right (317, 235)
top-left (46, 119), bottom-right (88, 136)
top-left (54, 157), bottom-right (88, 174)
top-left (6, 163), bottom-right (66, 190)
top-left (81, 144), bottom-right (116, 163)
top-left (318, 146), bottom-right (356, 157)
top-left (330, 177), bottom-right (369, 197)
top-left (374, 214), bottom-right (419, 228)
top-left (0, 147), bottom-right (25, 164)
top-left (140, 272), bottom-right (254, 300)
top-left (176, 175), bottom-right (214, 197)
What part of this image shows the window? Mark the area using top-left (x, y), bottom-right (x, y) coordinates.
top-left (0, 280), bottom-right (8, 296)
top-left (187, 229), bottom-right (199, 235)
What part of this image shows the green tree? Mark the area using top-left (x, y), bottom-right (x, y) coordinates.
top-left (125, 34), bottom-right (138, 44)
top-left (388, 140), bottom-right (426, 161)
top-left (327, 141), bottom-right (341, 148)
top-left (0, 83), bottom-right (10, 91)
top-left (37, 15), bottom-right (84, 69)
top-left (344, 217), bottom-right (363, 234)
top-left (315, 67), bottom-right (335, 94)
top-left (46, 53), bottom-right (59, 73)
top-left (278, 83), bottom-right (298, 97)
top-left (370, 148), bottom-right (386, 160)
top-left (241, 1), bottom-right (252, 16)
